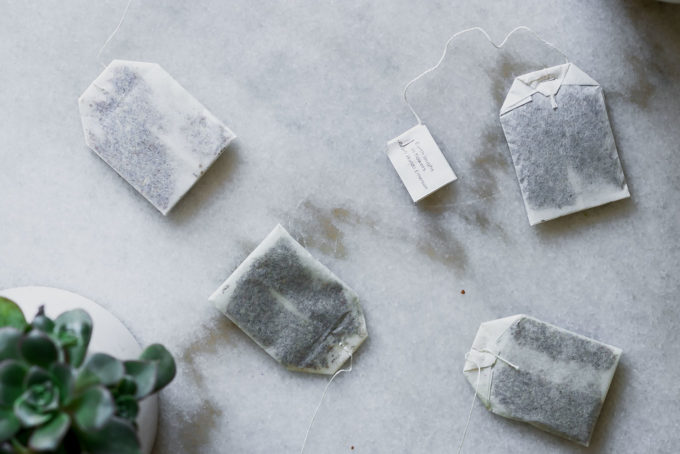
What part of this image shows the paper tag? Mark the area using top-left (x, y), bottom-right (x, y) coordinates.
top-left (386, 124), bottom-right (457, 202)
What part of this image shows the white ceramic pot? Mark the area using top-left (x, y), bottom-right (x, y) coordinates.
top-left (0, 287), bottom-right (158, 454)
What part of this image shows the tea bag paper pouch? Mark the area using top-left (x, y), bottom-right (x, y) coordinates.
top-left (386, 124), bottom-right (457, 202)
top-left (209, 224), bottom-right (368, 375)
top-left (463, 315), bottom-right (621, 446)
top-left (79, 60), bottom-right (236, 215)
top-left (499, 63), bottom-right (629, 225)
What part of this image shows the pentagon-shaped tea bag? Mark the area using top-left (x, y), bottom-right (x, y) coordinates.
top-left (500, 63), bottom-right (629, 225)
top-left (209, 225), bottom-right (368, 375)
top-left (79, 60), bottom-right (236, 215)
top-left (463, 315), bottom-right (621, 446)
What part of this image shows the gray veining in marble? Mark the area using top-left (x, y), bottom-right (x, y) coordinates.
top-left (1, 1), bottom-right (679, 453)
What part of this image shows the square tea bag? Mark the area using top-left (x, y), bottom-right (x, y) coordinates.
top-left (499, 63), bottom-right (629, 225)
top-left (209, 224), bottom-right (368, 375)
top-left (79, 60), bottom-right (236, 215)
top-left (463, 315), bottom-right (621, 446)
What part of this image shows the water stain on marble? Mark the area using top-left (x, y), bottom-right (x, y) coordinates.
top-left (287, 201), bottom-right (377, 259)
top-left (419, 184), bottom-right (459, 214)
top-left (415, 225), bottom-right (467, 271)
top-left (177, 401), bottom-right (224, 454)
top-left (488, 55), bottom-right (526, 107)
top-left (625, 54), bottom-right (656, 109)
top-left (179, 316), bottom-right (234, 387)
top-left (466, 127), bottom-right (512, 200)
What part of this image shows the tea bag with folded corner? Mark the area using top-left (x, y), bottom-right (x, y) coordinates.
top-left (209, 224), bottom-right (368, 375)
top-left (500, 63), bottom-right (629, 225)
top-left (463, 315), bottom-right (621, 446)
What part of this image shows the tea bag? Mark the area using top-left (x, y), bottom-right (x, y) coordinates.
top-left (209, 225), bottom-right (368, 375)
top-left (500, 63), bottom-right (629, 225)
top-left (79, 60), bottom-right (236, 215)
top-left (463, 315), bottom-right (621, 446)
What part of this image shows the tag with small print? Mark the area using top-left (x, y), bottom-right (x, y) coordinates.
top-left (386, 124), bottom-right (457, 202)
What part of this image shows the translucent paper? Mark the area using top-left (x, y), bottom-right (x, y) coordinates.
top-left (79, 60), bottom-right (235, 215)
top-left (463, 315), bottom-right (621, 446)
top-left (210, 225), bottom-right (368, 375)
top-left (500, 63), bottom-right (629, 225)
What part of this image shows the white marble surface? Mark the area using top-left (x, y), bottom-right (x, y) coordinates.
top-left (1, 1), bottom-right (679, 453)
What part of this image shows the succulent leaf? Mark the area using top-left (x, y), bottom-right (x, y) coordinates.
top-left (0, 298), bottom-right (27, 330)
top-left (0, 360), bottom-right (28, 406)
top-left (50, 363), bottom-right (75, 406)
top-left (70, 387), bottom-right (114, 431)
top-left (30, 307), bottom-right (55, 334)
top-left (114, 376), bottom-right (138, 397)
top-left (78, 417), bottom-right (141, 454)
top-left (28, 412), bottom-right (71, 451)
top-left (54, 310), bottom-right (92, 368)
top-left (14, 379), bottom-right (60, 427)
top-left (0, 328), bottom-right (22, 361)
top-left (139, 344), bottom-right (176, 393)
top-left (23, 366), bottom-right (53, 388)
top-left (81, 354), bottom-right (124, 387)
top-left (18, 331), bottom-right (60, 369)
top-left (0, 408), bottom-right (20, 443)
top-left (123, 361), bottom-right (156, 399)
top-left (114, 396), bottom-right (139, 422)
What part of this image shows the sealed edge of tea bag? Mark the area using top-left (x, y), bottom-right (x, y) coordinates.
top-left (462, 314), bottom-right (622, 446)
top-left (386, 124), bottom-right (457, 202)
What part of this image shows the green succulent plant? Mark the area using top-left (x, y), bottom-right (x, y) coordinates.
top-left (0, 296), bottom-right (176, 454)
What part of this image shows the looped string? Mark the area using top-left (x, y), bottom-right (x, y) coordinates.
top-left (96, 0), bottom-right (135, 67)
top-left (300, 344), bottom-right (353, 454)
top-left (457, 349), bottom-right (520, 454)
top-left (402, 26), bottom-right (570, 125)
top-left (472, 348), bottom-right (520, 370)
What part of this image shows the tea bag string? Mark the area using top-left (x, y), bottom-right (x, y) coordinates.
top-left (403, 26), bottom-right (570, 125)
top-left (96, 0), bottom-right (135, 67)
top-left (457, 349), bottom-right (519, 454)
top-left (300, 345), bottom-right (353, 454)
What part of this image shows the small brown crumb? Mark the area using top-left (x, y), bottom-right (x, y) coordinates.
top-left (350, 447), bottom-right (354, 450)
top-left (460, 290), bottom-right (466, 295)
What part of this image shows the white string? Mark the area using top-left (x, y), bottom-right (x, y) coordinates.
top-left (402, 26), bottom-right (570, 125)
top-left (457, 350), bottom-right (520, 454)
top-left (300, 346), bottom-right (353, 454)
top-left (96, 0), bottom-right (135, 67)
top-left (473, 348), bottom-right (520, 370)
top-left (457, 353), bottom-right (482, 454)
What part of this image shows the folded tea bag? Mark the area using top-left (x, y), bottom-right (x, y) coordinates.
top-left (209, 225), bottom-right (368, 375)
top-left (500, 63), bottom-right (629, 225)
top-left (463, 315), bottom-right (621, 446)
top-left (79, 60), bottom-right (236, 215)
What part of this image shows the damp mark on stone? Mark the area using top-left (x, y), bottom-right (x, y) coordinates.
top-left (415, 225), bottom-right (467, 271)
top-left (626, 54), bottom-right (656, 109)
top-left (179, 316), bottom-right (234, 387)
top-left (288, 201), bottom-right (377, 259)
top-left (488, 55), bottom-right (526, 107)
top-left (418, 184), bottom-right (459, 214)
top-left (468, 128), bottom-right (512, 200)
top-left (178, 400), bottom-right (224, 454)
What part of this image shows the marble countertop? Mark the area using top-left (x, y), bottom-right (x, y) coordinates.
top-left (1, 1), bottom-right (679, 453)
